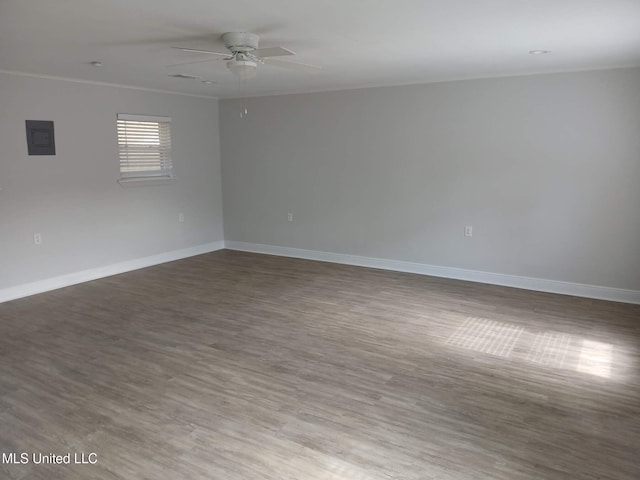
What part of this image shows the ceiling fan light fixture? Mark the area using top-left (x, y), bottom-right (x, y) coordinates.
top-left (172, 31), bottom-right (320, 84)
top-left (227, 59), bottom-right (257, 79)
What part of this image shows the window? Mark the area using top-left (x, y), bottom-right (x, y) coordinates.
top-left (117, 114), bottom-right (173, 181)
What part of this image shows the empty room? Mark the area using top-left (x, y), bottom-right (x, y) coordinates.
top-left (1, 1), bottom-right (640, 479)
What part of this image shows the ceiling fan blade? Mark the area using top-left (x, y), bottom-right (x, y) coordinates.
top-left (253, 46), bottom-right (295, 58)
top-left (165, 58), bottom-right (222, 68)
top-left (264, 58), bottom-right (321, 74)
top-left (172, 47), bottom-right (231, 57)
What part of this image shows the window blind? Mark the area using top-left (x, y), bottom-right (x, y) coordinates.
top-left (117, 114), bottom-right (172, 178)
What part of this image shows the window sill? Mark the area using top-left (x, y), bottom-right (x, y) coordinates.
top-left (118, 176), bottom-right (176, 187)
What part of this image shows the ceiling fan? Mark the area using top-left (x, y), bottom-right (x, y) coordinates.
top-left (172, 32), bottom-right (320, 79)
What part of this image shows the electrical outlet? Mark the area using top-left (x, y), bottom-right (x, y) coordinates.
top-left (464, 226), bottom-right (473, 237)
top-left (34, 232), bottom-right (42, 245)
top-left (287, 213), bottom-right (293, 222)
top-left (178, 212), bottom-right (185, 223)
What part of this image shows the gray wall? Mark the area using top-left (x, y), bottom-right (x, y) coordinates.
top-left (0, 73), bottom-right (223, 290)
top-left (221, 68), bottom-right (640, 291)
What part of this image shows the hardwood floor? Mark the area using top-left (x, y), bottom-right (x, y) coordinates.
top-left (1, 250), bottom-right (639, 479)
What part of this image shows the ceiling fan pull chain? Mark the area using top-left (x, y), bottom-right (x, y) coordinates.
top-left (239, 76), bottom-right (248, 118)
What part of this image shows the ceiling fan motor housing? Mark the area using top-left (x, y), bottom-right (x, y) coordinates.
top-left (222, 32), bottom-right (260, 53)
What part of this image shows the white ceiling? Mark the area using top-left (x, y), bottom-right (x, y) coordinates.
top-left (2, 0), bottom-right (640, 98)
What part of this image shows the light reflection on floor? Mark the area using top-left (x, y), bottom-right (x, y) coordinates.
top-left (447, 317), bottom-right (524, 358)
top-left (576, 339), bottom-right (613, 378)
top-left (526, 331), bottom-right (572, 368)
top-left (447, 317), bottom-right (614, 379)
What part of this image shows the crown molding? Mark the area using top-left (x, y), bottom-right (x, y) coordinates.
top-left (0, 69), bottom-right (218, 99)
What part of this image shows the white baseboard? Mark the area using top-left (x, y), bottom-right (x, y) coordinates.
top-left (225, 241), bottom-right (640, 305)
top-left (0, 241), bottom-right (225, 304)
top-left (4, 240), bottom-right (638, 305)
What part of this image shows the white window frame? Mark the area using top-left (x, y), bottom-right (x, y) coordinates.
top-left (117, 114), bottom-right (174, 184)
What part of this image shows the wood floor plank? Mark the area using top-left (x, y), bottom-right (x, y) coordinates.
top-left (1, 250), bottom-right (639, 479)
